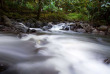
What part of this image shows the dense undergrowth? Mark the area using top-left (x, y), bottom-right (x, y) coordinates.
top-left (0, 9), bottom-right (88, 22)
top-left (0, 0), bottom-right (110, 25)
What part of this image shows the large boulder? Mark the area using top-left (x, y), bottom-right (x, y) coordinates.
top-left (42, 24), bottom-right (52, 31)
top-left (14, 23), bottom-right (28, 33)
top-left (28, 19), bottom-right (34, 23)
top-left (30, 23), bottom-right (35, 28)
top-left (98, 25), bottom-right (108, 31)
top-left (70, 25), bottom-right (75, 31)
top-left (2, 15), bottom-right (13, 27)
top-left (47, 22), bottom-right (53, 29)
top-left (69, 23), bottom-right (76, 30)
top-left (99, 31), bottom-right (105, 35)
top-left (25, 22), bottom-right (31, 27)
top-left (76, 22), bottom-right (80, 26)
top-left (75, 22), bottom-right (83, 29)
top-left (92, 29), bottom-right (99, 34)
top-left (35, 21), bottom-right (43, 28)
top-left (84, 25), bottom-right (93, 33)
top-left (80, 23), bottom-right (89, 28)
top-left (35, 21), bottom-right (48, 28)
top-left (76, 29), bottom-right (86, 33)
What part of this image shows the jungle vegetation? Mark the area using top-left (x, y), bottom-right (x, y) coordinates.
top-left (0, 0), bottom-right (110, 25)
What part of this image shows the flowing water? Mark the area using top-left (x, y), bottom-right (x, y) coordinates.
top-left (0, 23), bottom-right (110, 74)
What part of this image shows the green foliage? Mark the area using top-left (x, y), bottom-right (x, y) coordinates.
top-left (1, 0), bottom-right (110, 25)
top-left (26, 2), bottom-right (35, 10)
top-left (40, 12), bottom-right (67, 21)
top-left (67, 13), bottom-right (88, 21)
top-left (86, 0), bottom-right (110, 25)
top-left (43, 1), bottom-right (59, 12)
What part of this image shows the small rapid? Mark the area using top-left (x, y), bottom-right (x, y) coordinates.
top-left (0, 23), bottom-right (110, 74)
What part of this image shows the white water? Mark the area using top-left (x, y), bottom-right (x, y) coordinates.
top-left (19, 34), bottom-right (110, 74)
top-left (50, 23), bottom-right (73, 31)
top-left (0, 24), bottom-right (110, 74)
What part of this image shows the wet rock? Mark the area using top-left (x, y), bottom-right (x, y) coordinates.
top-left (42, 26), bottom-right (49, 31)
top-left (76, 29), bottom-right (86, 33)
top-left (84, 25), bottom-right (93, 33)
top-left (2, 27), bottom-right (12, 32)
top-left (30, 29), bottom-right (36, 33)
top-left (76, 24), bottom-right (83, 29)
top-left (3, 15), bottom-right (13, 27)
top-left (108, 28), bottom-right (110, 34)
top-left (99, 31), bottom-right (105, 35)
top-left (65, 27), bottom-right (69, 30)
top-left (42, 24), bottom-right (52, 31)
top-left (0, 62), bottom-right (9, 72)
top-left (35, 21), bottom-right (43, 28)
top-left (28, 19), bottom-right (34, 23)
top-left (25, 22), bottom-right (31, 27)
top-left (47, 24), bottom-right (53, 29)
top-left (104, 58), bottom-right (110, 64)
top-left (98, 25), bottom-right (108, 31)
top-left (30, 23), bottom-right (35, 28)
top-left (12, 21), bottom-right (18, 25)
top-left (70, 23), bottom-right (76, 26)
top-left (62, 25), bottom-right (69, 30)
top-left (69, 24), bottom-right (76, 31)
top-left (80, 23), bottom-right (89, 28)
top-left (48, 22), bottom-right (53, 25)
top-left (92, 29), bottom-right (99, 34)
top-left (14, 23), bottom-right (28, 33)
top-left (76, 22), bottom-right (80, 26)
top-left (2, 16), bottom-right (28, 33)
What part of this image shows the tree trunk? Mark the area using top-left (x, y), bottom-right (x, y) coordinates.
top-left (37, 0), bottom-right (42, 20)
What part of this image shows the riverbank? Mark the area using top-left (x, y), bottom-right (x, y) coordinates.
top-left (0, 15), bottom-right (110, 36)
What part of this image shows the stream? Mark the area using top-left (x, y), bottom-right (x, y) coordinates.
top-left (0, 23), bottom-right (110, 74)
